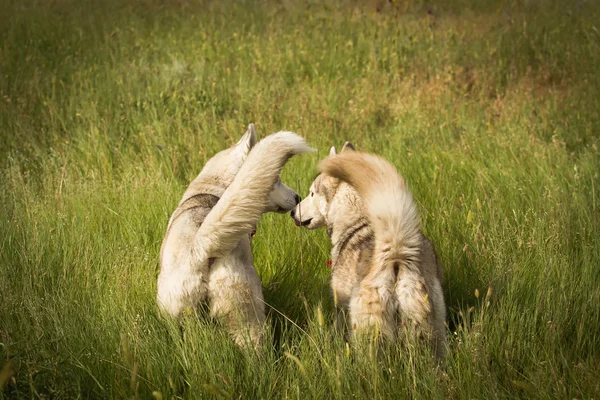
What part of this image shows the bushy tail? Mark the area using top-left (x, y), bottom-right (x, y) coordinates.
top-left (197, 132), bottom-right (313, 259)
top-left (319, 152), bottom-right (422, 270)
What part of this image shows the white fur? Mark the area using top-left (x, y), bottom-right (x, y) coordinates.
top-left (158, 125), bottom-right (313, 347)
top-left (195, 131), bottom-right (312, 259)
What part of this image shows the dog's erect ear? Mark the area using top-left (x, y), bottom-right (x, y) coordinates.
top-left (341, 141), bottom-right (355, 153)
top-left (329, 146), bottom-right (337, 157)
top-left (234, 123), bottom-right (258, 157)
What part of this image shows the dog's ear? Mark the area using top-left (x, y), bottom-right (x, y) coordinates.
top-left (329, 146), bottom-right (337, 157)
top-left (341, 141), bottom-right (355, 153)
top-left (235, 123), bottom-right (258, 157)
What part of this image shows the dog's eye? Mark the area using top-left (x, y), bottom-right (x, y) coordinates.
top-left (310, 191), bottom-right (314, 197)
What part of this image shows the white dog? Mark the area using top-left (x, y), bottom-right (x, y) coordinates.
top-left (158, 124), bottom-right (312, 347)
top-left (292, 143), bottom-right (446, 359)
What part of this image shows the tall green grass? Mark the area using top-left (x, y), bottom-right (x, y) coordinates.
top-left (1, 0), bottom-right (599, 397)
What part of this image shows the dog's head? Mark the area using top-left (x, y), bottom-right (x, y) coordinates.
top-left (199, 124), bottom-right (301, 213)
top-left (291, 141), bottom-right (355, 229)
top-left (200, 124), bottom-right (258, 188)
top-left (265, 177), bottom-right (301, 213)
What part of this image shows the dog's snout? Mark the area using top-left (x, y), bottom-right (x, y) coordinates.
top-left (290, 208), bottom-right (296, 218)
top-left (294, 194), bottom-right (301, 205)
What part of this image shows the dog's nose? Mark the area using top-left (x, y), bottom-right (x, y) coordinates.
top-left (290, 209), bottom-right (296, 218)
top-left (294, 194), bottom-right (301, 205)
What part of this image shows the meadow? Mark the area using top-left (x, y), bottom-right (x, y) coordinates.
top-left (0, 0), bottom-right (599, 398)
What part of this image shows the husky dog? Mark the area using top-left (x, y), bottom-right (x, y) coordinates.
top-left (291, 142), bottom-right (446, 359)
top-left (158, 124), bottom-right (312, 347)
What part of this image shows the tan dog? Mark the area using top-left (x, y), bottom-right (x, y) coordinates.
top-left (292, 143), bottom-right (446, 359)
top-left (158, 124), bottom-right (312, 347)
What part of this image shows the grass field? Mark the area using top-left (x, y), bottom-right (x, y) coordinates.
top-left (1, 0), bottom-right (599, 398)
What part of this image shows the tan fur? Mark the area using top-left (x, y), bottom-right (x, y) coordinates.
top-left (294, 145), bottom-right (446, 359)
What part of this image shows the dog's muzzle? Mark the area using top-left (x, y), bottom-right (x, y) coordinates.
top-left (291, 213), bottom-right (312, 227)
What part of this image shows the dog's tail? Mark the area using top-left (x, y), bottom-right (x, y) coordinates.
top-left (197, 131), bottom-right (313, 259)
top-left (319, 152), bottom-right (421, 273)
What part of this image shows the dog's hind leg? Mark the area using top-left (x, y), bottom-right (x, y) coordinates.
top-left (207, 261), bottom-right (265, 348)
top-left (349, 266), bottom-right (397, 341)
top-left (395, 268), bottom-right (440, 355)
top-left (157, 266), bottom-right (207, 318)
top-left (429, 278), bottom-right (447, 360)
